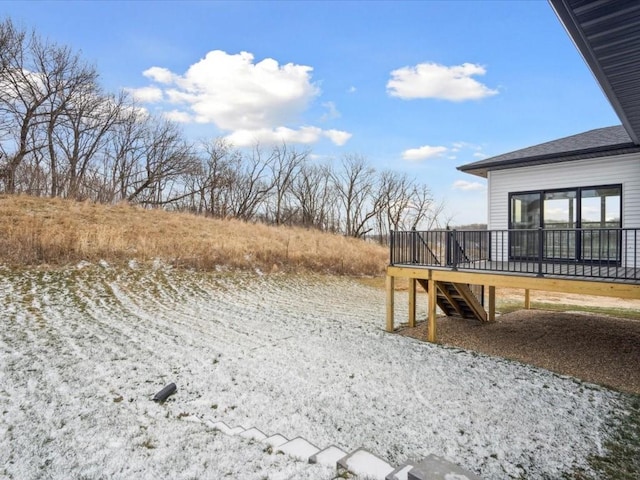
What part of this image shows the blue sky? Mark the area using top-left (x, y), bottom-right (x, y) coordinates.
top-left (2, 1), bottom-right (621, 224)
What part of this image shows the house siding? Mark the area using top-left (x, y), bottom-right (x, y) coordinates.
top-left (487, 153), bottom-right (640, 265)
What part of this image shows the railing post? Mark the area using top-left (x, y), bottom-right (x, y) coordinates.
top-left (451, 229), bottom-right (458, 271)
top-left (390, 229), bottom-right (395, 265)
top-left (445, 228), bottom-right (451, 266)
top-left (411, 227), bottom-right (417, 264)
top-left (537, 227), bottom-right (544, 277)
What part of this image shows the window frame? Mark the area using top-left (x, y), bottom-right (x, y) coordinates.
top-left (507, 184), bottom-right (622, 263)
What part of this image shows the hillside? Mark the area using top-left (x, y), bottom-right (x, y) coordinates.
top-left (0, 195), bottom-right (388, 275)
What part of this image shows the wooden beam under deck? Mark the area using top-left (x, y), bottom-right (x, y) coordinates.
top-left (385, 265), bottom-right (640, 342)
top-left (387, 266), bottom-right (640, 300)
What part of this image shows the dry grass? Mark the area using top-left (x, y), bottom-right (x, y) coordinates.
top-left (0, 194), bottom-right (388, 275)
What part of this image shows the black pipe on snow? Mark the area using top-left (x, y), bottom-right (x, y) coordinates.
top-left (153, 382), bottom-right (177, 402)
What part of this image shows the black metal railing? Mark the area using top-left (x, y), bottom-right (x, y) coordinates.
top-left (390, 228), bottom-right (640, 282)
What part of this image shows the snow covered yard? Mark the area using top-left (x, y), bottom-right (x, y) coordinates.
top-left (0, 264), bottom-right (625, 479)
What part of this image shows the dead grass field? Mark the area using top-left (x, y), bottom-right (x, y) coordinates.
top-left (0, 194), bottom-right (388, 275)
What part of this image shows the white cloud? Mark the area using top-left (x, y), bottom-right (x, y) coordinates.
top-left (387, 62), bottom-right (498, 101)
top-left (402, 145), bottom-right (448, 161)
top-left (164, 110), bottom-right (193, 123)
top-left (224, 126), bottom-right (351, 147)
top-left (125, 86), bottom-right (163, 103)
top-left (348, 86), bottom-right (357, 93)
top-left (133, 50), bottom-right (350, 147)
top-left (120, 104), bottom-right (150, 121)
top-left (453, 180), bottom-right (486, 191)
top-left (451, 141), bottom-right (476, 152)
top-left (401, 141), bottom-right (488, 163)
top-left (143, 66), bottom-right (177, 84)
top-left (320, 101), bottom-right (340, 121)
top-left (324, 129), bottom-right (352, 146)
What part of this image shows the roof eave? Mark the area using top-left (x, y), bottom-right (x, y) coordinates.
top-left (458, 142), bottom-right (640, 178)
top-left (548, 0), bottom-right (640, 144)
top-left (456, 165), bottom-right (487, 178)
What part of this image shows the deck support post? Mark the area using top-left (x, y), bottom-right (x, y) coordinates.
top-left (386, 274), bottom-right (395, 332)
top-left (524, 289), bottom-right (531, 309)
top-left (427, 278), bottom-right (437, 342)
top-left (488, 285), bottom-right (496, 322)
top-left (408, 278), bottom-right (416, 328)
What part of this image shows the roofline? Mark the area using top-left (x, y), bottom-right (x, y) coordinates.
top-left (457, 142), bottom-right (640, 178)
top-left (548, 0), bottom-right (640, 144)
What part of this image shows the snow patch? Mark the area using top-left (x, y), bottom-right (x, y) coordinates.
top-left (0, 268), bottom-right (622, 479)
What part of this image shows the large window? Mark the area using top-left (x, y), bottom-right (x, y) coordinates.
top-left (509, 185), bottom-right (621, 262)
top-left (581, 187), bottom-right (621, 261)
top-left (543, 190), bottom-right (577, 259)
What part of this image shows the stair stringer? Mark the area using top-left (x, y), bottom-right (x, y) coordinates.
top-left (417, 279), bottom-right (487, 322)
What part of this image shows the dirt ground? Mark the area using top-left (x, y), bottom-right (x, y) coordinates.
top-left (398, 288), bottom-right (640, 395)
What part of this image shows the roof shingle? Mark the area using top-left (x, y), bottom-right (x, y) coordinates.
top-left (457, 125), bottom-right (640, 178)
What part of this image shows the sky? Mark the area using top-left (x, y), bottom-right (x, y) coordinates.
top-left (2, 0), bottom-right (621, 225)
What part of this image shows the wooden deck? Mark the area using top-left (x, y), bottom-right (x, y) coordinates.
top-left (447, 260), bottom-right (640, 282)
top-left (386, 263), bottom-right (640, 343)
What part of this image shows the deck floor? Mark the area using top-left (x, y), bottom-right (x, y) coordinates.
top-left (393, 260), bottom-right (640, 284)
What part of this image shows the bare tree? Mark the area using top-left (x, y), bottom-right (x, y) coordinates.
top-left (188, 137), bottom-right (238, 217)
top-left (291, 161), bottom-right (336, 230)
top-left (0, 19), bottom-right (96, 194)
top-left (331, 154), bottom-right (384, 237)
top-left (406, 183), bottom-right (447, 230)
top-left (0, 18), bottom-right (449, 238)
top-left (42, 47), bottom-right (98, 197)
top-left (268, 143), bottom-right (308, 225)
top-left (373, 170), bottom-right (412, 242)
top-left (52, 89), bottom-right (123, 199)
top-left (225, 145), bottom-right (276, 221)
top-left (102, 104), bottom-right (149, 202)
top-left (125, 119), bottom-right (197, 205)
top-left (0, 20), bottom-right (46, 193)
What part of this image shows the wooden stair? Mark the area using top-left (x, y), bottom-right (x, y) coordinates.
top-left (417, 279), bottom-right (487, 322)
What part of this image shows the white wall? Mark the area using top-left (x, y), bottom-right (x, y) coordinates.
top-left (488, 153), bottom-right (640, 229)
top-left (486, 153), bottom-right (640, 266)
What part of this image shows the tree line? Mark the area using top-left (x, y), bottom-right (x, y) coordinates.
top-left (0, 18), bottom-right (446, 238)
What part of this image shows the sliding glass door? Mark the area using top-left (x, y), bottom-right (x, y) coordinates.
top-left (509, 185), bottom-right (621, 262)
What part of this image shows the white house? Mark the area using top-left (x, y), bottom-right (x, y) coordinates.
top-left (457, 125), bottom-right (640, 266)
top-left (385, 0), bottom-right (640, 339)
top-left (456, 0), bottom-right (640, 268)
